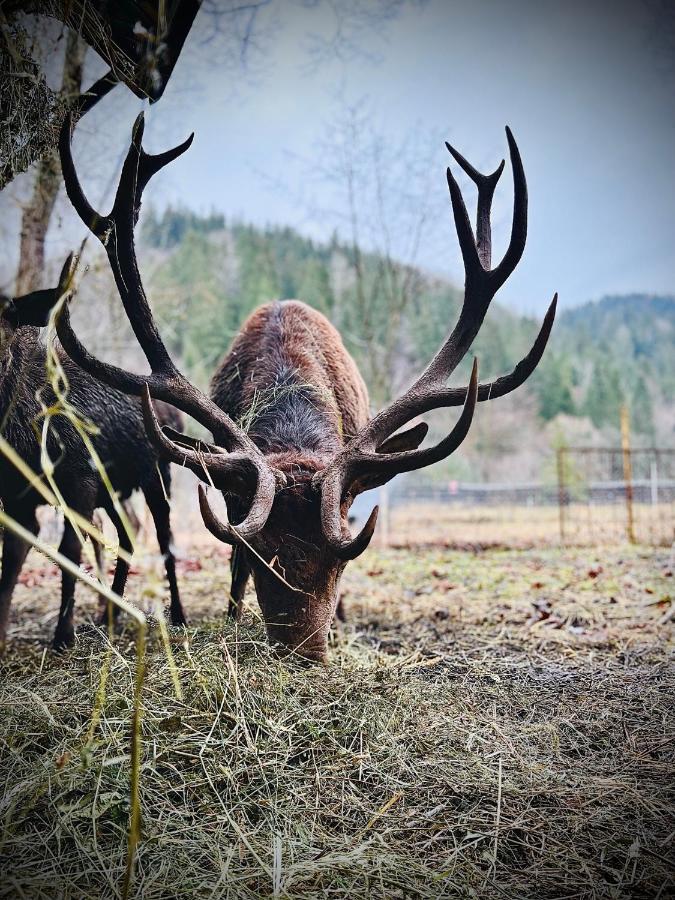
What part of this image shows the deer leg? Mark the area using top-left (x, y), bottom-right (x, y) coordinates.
top-left (0, 504), bottom-right (39, 648)
top-left (229, 544), bottom-right (249, 622)
top-left (96, 501), bottom-right (134, 627)
top-left (53, 518), bottom-right (85, 651)
top-left (143, 479), bottom-right (186, 627)
top-left (52, 478), bottom-right (102, 650)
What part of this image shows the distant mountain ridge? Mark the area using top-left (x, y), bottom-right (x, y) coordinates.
top-left (140, 207), bottom-right (673, 444)
top-left (563, 293), bottom-right (675, 323)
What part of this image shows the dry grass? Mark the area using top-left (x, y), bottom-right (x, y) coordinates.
top-left (387, 501), bottom-right (674, 548)
top-left (1, 543), bottom-right (673, 899)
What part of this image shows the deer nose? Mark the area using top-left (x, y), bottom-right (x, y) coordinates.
top-left (281, 644), bottom-right (328, 666)
top-left (266, 626), bottom-right (328, 665)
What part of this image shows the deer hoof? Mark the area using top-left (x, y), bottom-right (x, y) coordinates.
top-left (52, 625), bottom-right (75, 652)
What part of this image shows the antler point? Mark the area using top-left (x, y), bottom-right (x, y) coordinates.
top-left (132, 112), bottom-right (146, 145)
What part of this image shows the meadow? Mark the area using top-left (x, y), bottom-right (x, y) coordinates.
top-left (1, 541), bottom-right (672, 899)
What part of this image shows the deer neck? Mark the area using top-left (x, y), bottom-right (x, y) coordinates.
top-left (0, 327), bottom-right (43, 423)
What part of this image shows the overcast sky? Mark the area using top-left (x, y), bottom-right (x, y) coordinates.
top-left (3, 0), bottom-right (674, 315)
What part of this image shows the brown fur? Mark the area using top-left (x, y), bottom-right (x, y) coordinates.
top-left (210, 301), bottom-right (370, 662)
top-left (211, 301), bottom-right (369, 444)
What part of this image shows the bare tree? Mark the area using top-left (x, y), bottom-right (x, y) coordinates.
top-left (15, 29), bottom-right (85, 293)
top-left (0, 1), bottom-right (199, 189)
top-left (305, 99), bottom-right (447, 407)
top-left (301, 0), bottom-right (427, 68)
top-left (199, 0), bottom-right (426, 66)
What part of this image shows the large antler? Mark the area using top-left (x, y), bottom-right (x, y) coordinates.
top-left (57, 112), bottom-right (283, 539)
top-left (317, 127), bottom-right (557, 556)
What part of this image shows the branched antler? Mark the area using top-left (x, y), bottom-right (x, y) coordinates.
top-left (57, 112), bottom-right (284, 538)
top-left (315, 128), bottom-right (556, 556)
top-left (57, 116), bottom-right (554, 558)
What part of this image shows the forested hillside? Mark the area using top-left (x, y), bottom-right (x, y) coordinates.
top-left (131, 207), bottom-right (673, 480)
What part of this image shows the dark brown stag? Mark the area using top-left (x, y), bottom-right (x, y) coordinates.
top-left (0, 260), bottom-right (186, 650)
top-left (57, 112), bottom-right (556, 662)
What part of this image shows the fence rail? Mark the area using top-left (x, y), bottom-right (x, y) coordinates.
top-left (12, 447), bottom-right (673, 553)
top-left (556, 446), bottom-right (674, 546)
top-left (352, 446), bottom-right (675, 548)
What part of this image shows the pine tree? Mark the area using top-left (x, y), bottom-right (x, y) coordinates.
top-left (534, 353), bottom-right (576, 420)
top-left (583, 359), bottom-right (622, 428)
top-left (630, 375), bottom-right (655, 438)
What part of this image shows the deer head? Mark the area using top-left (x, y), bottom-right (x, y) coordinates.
top-left (0, 257), bottom-right (74, 374)
top-left (57, 112), bottom-right (555, 661)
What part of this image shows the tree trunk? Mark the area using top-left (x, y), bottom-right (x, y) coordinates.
top-left (15, 31), bottom-right (86, 294)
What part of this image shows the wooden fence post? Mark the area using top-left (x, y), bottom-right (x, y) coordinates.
top-left (557, 446), bottom-right (566, 544)
top-left (620, 405), bottom-right (636, 544)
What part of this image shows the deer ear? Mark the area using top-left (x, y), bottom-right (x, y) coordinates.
top-left (5, 288), bottom-right (60, 328)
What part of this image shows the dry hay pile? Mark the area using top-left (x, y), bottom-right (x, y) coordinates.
top-left (0, 546), bottom-right (673, 898)
top-left (0, 22), bottom-right (66, 190)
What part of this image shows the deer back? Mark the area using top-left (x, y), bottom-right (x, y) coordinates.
top-left (0, 330), bottom-right (165, 506)
top-left (210, 300), bottom-right (369, 456)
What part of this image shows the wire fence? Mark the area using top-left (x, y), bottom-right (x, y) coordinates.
top-left (556, 447), bottom-right (674, 546)
top-left (356, 447), bottom-right (675, 548)
top-left (11, 448), bottom-right (675, 554)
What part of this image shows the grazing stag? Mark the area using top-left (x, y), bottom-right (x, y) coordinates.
top-left (57, 112), bottom-right (556, 662)
top-left (0, 262), bottom-right (186, 651)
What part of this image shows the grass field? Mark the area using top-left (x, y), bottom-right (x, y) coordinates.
top-left (1, 542), bottom-right (673, 899)
top-left (386, 501), bottom-right (675, 548)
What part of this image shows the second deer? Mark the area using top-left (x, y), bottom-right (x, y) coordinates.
top-left (0, 264), bottom-right (186, 649)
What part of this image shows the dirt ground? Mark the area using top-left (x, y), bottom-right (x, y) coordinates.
top-left (1, 541), bottom-right (673, 899)
top-left (3, 537), bottom-right (671, 655)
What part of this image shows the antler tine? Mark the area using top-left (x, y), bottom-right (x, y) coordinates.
top-left (59, 113), bottom-right (108, 237)
top-left (59, 113), bottom-right (205, 415)
top-left (105, 113), bottom-right (189, 376)
top-left (113, 113), bottom-right (195, 228)
top-left (55, 299), bottom-right (280, 487)
top-left (58, 111), bottom-right (283, 540)
top-left (376, 422), bottom-right (429, 454)
top-left (362, 359), bottom-right (478, 477)
top-left (492, 126), bottom-right (527, 290)
top-left (134, 126), bottom-right (195, 203)
top-left (321, 501), bottom-right (379, 561)
top-left (445, 142), bottom-right (504, 270)
top-left (417, 294), bottom-right (557, 410)
top-left (320, 361), bottom-right (478, 557)
top-left (424, 128), bottom-right (525, 389)
top-left (444, 162), bottom-right (482, 285)
top-left (317, 360), bottom-right (479, 554)
top-left (56, 302), bottom-right (153, 396)
top-left (140, 387), bottom-right (263, 499)
top-left (198, 485), bottom-right (238, 546)
top-left (347, 132), bottom-right (522, 441)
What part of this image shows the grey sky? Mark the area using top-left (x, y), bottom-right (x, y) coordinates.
top-left (5, 0), bottom-right (675, 315)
